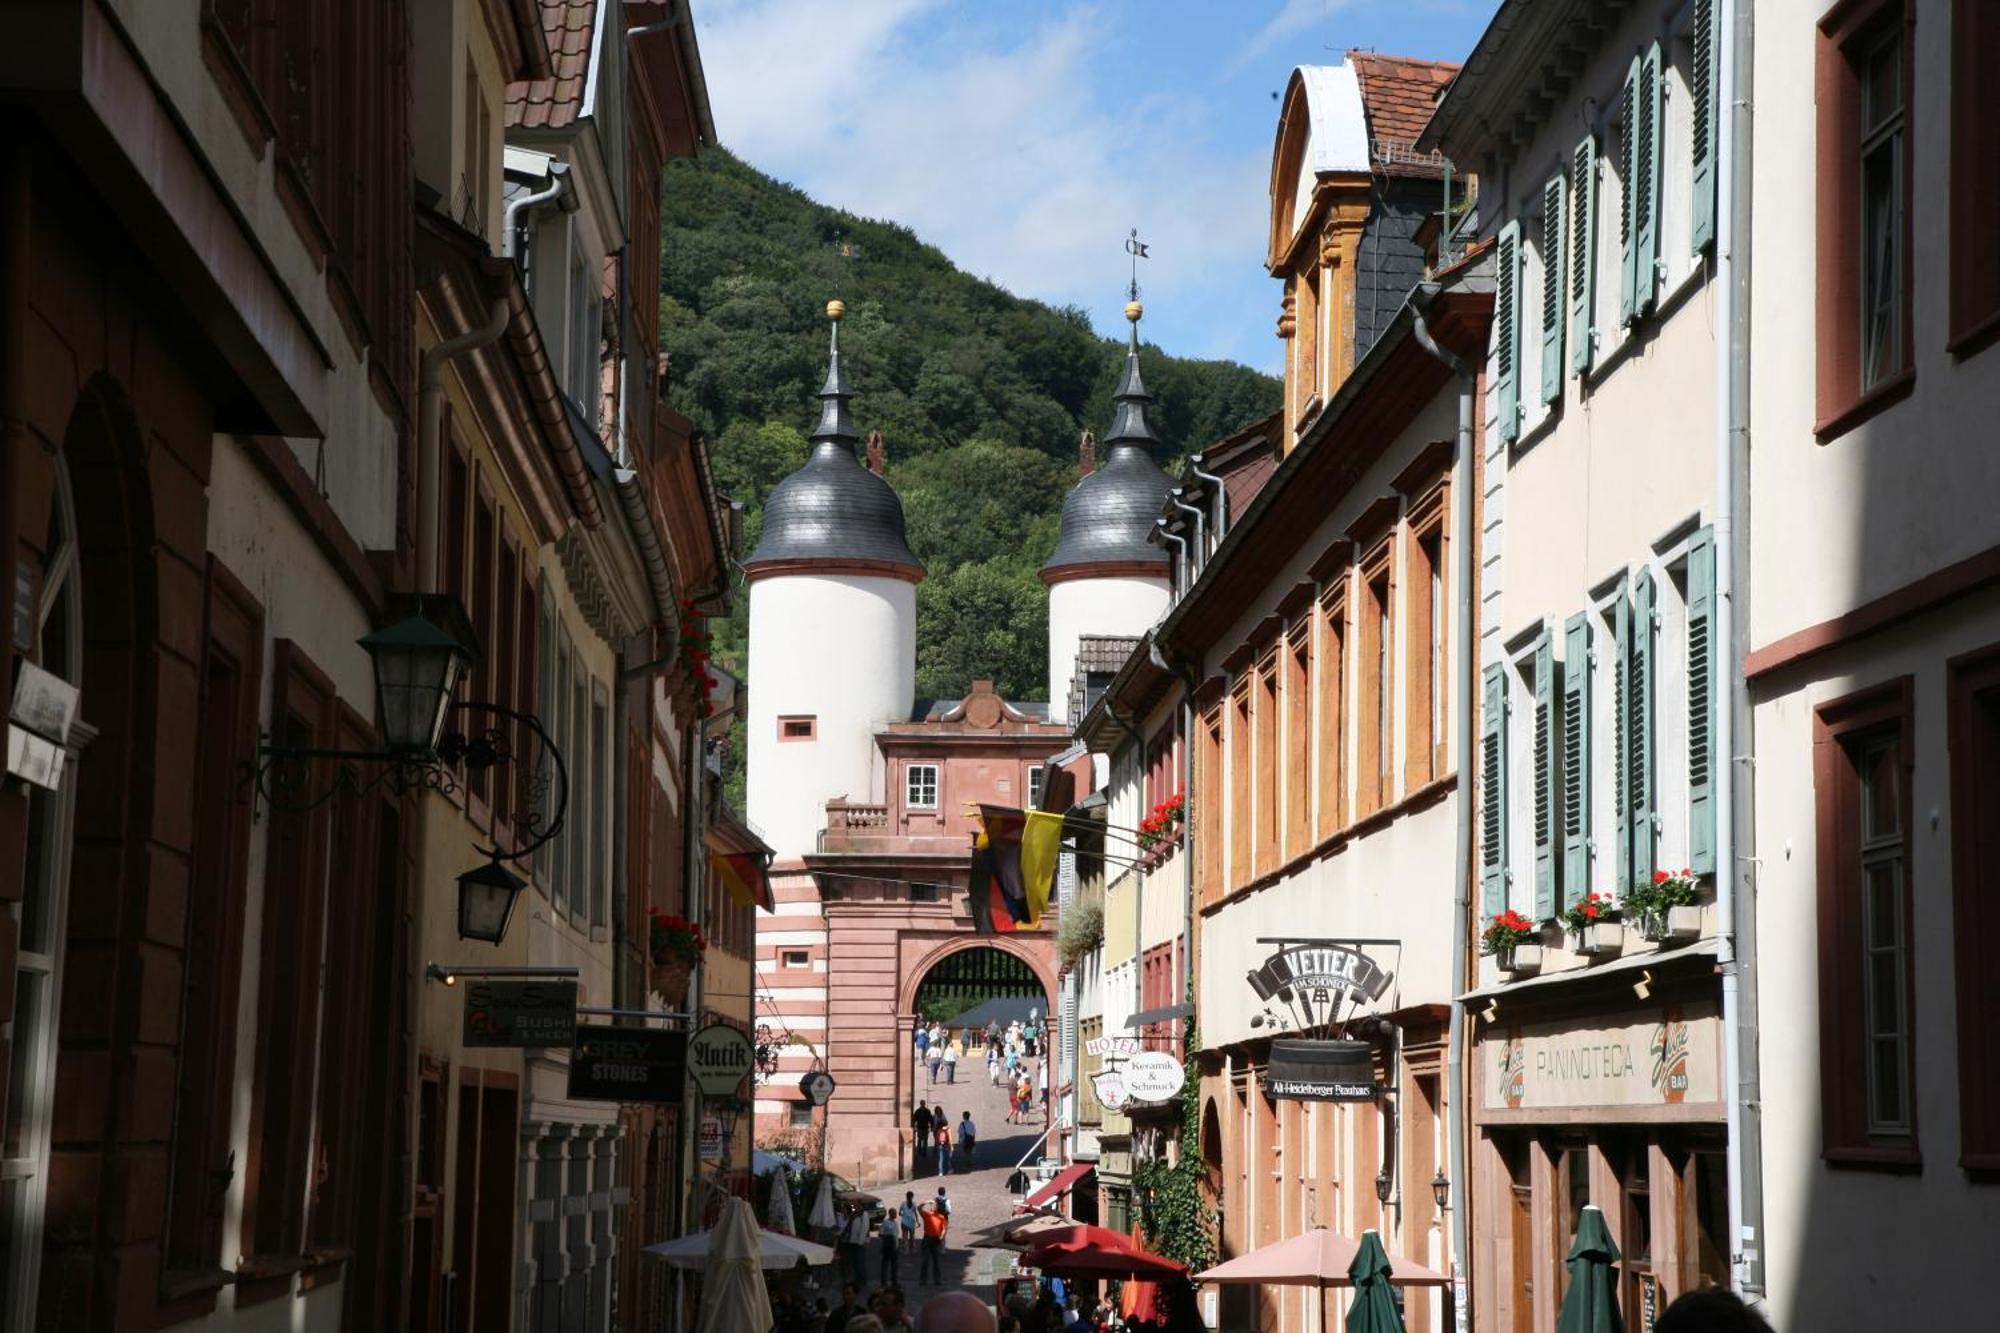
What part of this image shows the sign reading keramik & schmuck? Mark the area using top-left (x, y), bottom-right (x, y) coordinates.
top-left (568, 1025), bottom-right (686, 1104)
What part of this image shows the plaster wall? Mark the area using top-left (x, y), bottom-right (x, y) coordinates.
top-left (746, 573), bottom-right (916, 858)
top-left (1046, 575), bottom-right (1170, 724)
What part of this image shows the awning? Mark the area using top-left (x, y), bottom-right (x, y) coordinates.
top-left (1019, 1162), bottom-right (1094, 1212)
top-left (1124, 1001), bottom-right (1193, 1029)
top-left (1457, 937), bottom-right (1718, 1003)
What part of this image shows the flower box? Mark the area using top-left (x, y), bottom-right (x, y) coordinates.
top-left (1572, 922), bottom-right (1624, 957)
top-left (1497, 942), bottom-right (1543, 975)
top-left (650, 958), bottom-right (692, 1007)
top-left (1642, 905), bottom-right (1702, 944)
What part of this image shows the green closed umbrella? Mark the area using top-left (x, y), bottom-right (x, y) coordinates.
top-left (1344, 1229), bottom-right (1404, 1333)
top-left (1556, 1204), bottom-right (1623, 1333)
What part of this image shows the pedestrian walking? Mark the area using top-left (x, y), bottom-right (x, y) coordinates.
top-left (988, 1045), bottom-right (1002, 1086)
top-left (877, 1216), bottom-right (900, 1285)
top-left (956, 1110), bottom-right (977, 1171)
top-left (912, 1102), bottom-right (933, 1170)
top-left (840, 1208), bottom-right (870, 1286)
top-left (917, 1198), bottom-right (948, 1284)
top-left (914, 1026), bottom-right (929, 1062)
top-left (899, 1191), bottom-right (919, 1254)
top-left (932, 1119), bottom-right (951, 1175)
top-left (943, 1038), bottom-right (960, 1083)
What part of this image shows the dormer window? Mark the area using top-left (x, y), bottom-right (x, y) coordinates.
top-left (906, 764), bottom-right (940, 810)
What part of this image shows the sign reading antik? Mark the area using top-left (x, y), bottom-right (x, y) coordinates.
top-left (462, 979), bottom-right (578, 1049)
top-left (1267, 1039), bottom-right (1379, 1102)
top-left (568, 1025), bottom-right (687, 1104)
top-left (690, 1023), bottom-right (756, 1097)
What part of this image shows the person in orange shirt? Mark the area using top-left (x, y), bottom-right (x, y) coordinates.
top-left (917, 1197), bottom-right (949, 1285)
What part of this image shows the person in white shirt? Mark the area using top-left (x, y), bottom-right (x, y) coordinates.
top-left (841, 1208), bottom-right (870, 1285)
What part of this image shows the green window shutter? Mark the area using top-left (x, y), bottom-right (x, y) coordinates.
top-left (1540, 174), bottom-right (1566, 406)
top-left (1562, 612), bottom-right (1592, 907)
top-left (1636, 42), bottom-right (1664, 316)
top-left (1533, 629), bottom-right (1558, 921)
top-left (1569, 135), bottom-right (1599, 376)
top-left (1691, 0), bottom-right (1718, 253)
top-left (1686, 527), bottom-right (1718, 875)
top-left (1618, 56), bottom-right (1640, 326)
top-left (1480, 662), bottom-right (1508, 918)
top-left (1496, 221), bottom-right (1522, 445)
top-left (1628, 568), bottom-right (1657, 890)
top-left (1612, 572), bottom-right (1633, 894)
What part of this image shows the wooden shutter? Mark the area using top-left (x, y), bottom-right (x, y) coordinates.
top-left (1686, 527), bottom-right (1718, 875)
top-left (1613, 572), bottom-right (1633, 894)
top-left (1533, 630), bottom-right (1558, 921)
top-left (1636, 43), bottom-right (1664, 315)
top-left (1562, 612), bottom-right (1592, 907)
top-left (1628, 568), bottom-right (1657, 890)
top-left (1619, 57), bottom-right (1641, 326)
top-left (1481, 663), bottom-right (1508, 917)
top-left (1496, 221), bottom-right (1522, 445)
top-left (1570, 135), bottom-right (1599, 375)
top-left (1691, 0), bottom-right (1719, 253)
top-left (1540, 173), bottom-right (1566, 406)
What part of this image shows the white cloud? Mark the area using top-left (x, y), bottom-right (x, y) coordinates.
top-left (1228, 0), bottom-right (1342, 77)
top-left (694, 0), bottom-right (1277, 365)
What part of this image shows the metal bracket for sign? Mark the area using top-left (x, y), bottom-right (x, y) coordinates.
top-left (425, 962), bottom-right (581, 984)
top-left (574, 1007), bottom-right (694, 1022)
top-left (1254, 937), bottom-right (1401, 947)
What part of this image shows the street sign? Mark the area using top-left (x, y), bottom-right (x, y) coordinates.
top-left (568, 1025), bottom-right (686, 1104)
top-left (799, 1070), bottom-right (836, 1106)
top-left (1122, 1052), bottom-right (1185, 1103)
top-left (690, 1023), bottom-right (755, 1097)
top-left (462, 979), bottom-right (578, 1048)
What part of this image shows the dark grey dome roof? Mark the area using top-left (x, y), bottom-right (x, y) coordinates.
top-left (1041, 342), bottom-right (1173, 575)
top-left (744, 333), bottom-right (923, 577)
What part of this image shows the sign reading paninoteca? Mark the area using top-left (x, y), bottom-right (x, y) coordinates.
top-left (462, 979), bottom-right (578, 1049)
top-left (1267, 1039), bottom-right (1379, 1102)
top-left (1477, 999), bottom-right (1722, 1115)
top-left (568, 1025), bottom-right (686, 1104)
top-left (689, 1023), bottom-right (756, 1097)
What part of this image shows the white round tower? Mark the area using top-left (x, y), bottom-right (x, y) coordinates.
top-left (1041, 301), bottom-right (1174, 723)
top-left (744, 303), bottom-right (923, 860)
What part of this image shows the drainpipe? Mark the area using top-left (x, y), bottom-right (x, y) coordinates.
top-left (1150, 639), bottom-right (1201, 1060)
top-left (1408, 283), bottom-right (1474, 1331)
top-left (1169, 491), bottom-right (1207, 580)
top-left (1156, 520), bottom-right (1188, 600)
top-left (1105, 705), bottom-right (1147, 1036)
top-left (1188, 454), bottom-right (1228, 546)
top-left (1714, 0), bottom-right (1766, 1300)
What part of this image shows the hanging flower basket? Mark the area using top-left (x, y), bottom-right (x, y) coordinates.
top-left (1629, 869), bottom-right (1702, 944)
top-left (1642, 905), bottom-right (1703, 944)
top-left (651, 958), bottom-right (693, 1006)
top-left (1481, 910), bottom-right (1540, 974)
top-left (1572, 922), bottom-right (1624, 957)
top-left (648, 909), bottom-right (706, 1005)
top-left (1496, 942), bottom-right (1543, 975)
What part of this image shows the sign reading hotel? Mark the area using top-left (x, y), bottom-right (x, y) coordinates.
top-left (1479, 1001), bottom-right (1722, 1114)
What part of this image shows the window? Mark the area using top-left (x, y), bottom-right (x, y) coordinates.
top-left (1495, 220), bottom-right (1522, 444)
top-left (1569, 134), bottom-right (1601, 376)
top-left (1812, 678), bottom-right (1917, 1164)
top-left (1356, 540), bottom-right (1395, 819)
top-left (1284, 625), bottom-right (1310, 858)
top-left (1316, 580), bottom-right (1347, 838)
top-left (1479, 662), bottom-right (1508, 919)
top-left (1198, 701), bottom-right (1225, 906)
top-left (1816, 0), bottom-right (1914, 436)
top-left (1536, 172), bottom-right (1565, 409)
top-left (911, 882), bottom-right (942, 903)
top-left (1230, 682), bottom-right (1252, 889)
top-left (1027, 764), bottom-right (1045, 810)
top-left (1254, 650), bottom-right (1279, 875)
top-left (1950, 1), bottom-right (2000, 351)
top-left (1619, 46), bottom-right (1664, 326)
top-left (782, 950), bottom-right (810, 970)
top-left (1948, 644), bottom-right (2000, 1167)
top-left (1524, 630), bottom-right (1558, 921)
top-left (1398, 457), bottom-right (1451, 789)
top-left (906, 764), bottom-right (940, 810)
top-left (789, 1103), bottom-right (815, 1129)
top-left (1561, 613), bottom-right (1595, 914)
top-left (779, 715), bottom-right (816, 741)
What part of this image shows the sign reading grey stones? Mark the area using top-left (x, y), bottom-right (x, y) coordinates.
top-left (462, 979), bottom-right (578, 1048)
top-left (690, 1023), bottom-right (756, 1097)
top-left (568, 1025), bottom-right (687, 1104)
top-left (1267, 1039), bottom-right (1378, 1102)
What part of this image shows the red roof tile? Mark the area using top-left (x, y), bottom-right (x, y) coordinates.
top-left (505, 0), bottom-right (599, 131)
top-left (1348, 51), bottom-right (1460, 176)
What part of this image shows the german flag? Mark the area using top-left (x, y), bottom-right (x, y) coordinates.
top-left (969, 805), bottom-right (1064, 933)
top-left (711, 850), bottom-right (773, 912)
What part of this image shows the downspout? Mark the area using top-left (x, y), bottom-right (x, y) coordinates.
top-left (1157, 521), bottom-right (1188, 600)
top-left (1715, 0), bottom-right (1766, 1299)
top-left (1169, 491), bottom-right (1207, 579)
top-left (1105, 705), bottom-right (1147, 1034)
top-left (1188, 454), bottom-right (1228, 546)
top-left (1409, 284), bottom-right (1474, 1330)
top-left (1150, 639), bottom-right (1201, 1062)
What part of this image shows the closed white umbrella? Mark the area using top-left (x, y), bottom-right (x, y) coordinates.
top-left (643, 1223), bottom-right (836, 1270)
top-left (696, 1196), bottom-right (773, 1333)
top-left (766, 1168), bottom-right (797, 1235)
top-left (806, 1174), bottom-right (838, 1232)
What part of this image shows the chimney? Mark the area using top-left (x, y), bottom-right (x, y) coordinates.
top-left (866, 429), bottom-right (886, 475)
top-left (1078, 430), bottom-right (1097, 478)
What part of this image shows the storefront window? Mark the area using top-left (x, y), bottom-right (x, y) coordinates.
top-left (1614, 1135), bottom-right (1652, 1325)
top-left (1689, 1148), bottom-right (1729, 1290)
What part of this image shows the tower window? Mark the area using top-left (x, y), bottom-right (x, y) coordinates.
top-left (778, 715), bottom-right (817, 741)
top-left (907, 764), bottom-right (940, 809)
top-left (1028, 766), bottom-right (1046, 809)
top-left (781, 949), bottom-right (809, 969)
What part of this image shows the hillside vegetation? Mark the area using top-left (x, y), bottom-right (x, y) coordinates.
top-left (659, 148), bottom-right (1279, 762)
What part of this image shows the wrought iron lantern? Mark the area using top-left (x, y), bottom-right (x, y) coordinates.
top-left (359, 595), bottom-right (476, 754)
top-left (1375, 1166), bottom-right (1393, 1205)
top-left (457, 858), bottom-right (527, 946)
top-left (1431, 1168), bottom-right (1450, 1211)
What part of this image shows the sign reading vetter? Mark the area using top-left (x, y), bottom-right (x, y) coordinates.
top-left (1248, 944), bottom-right (1393, 1007)
top-left (689, 1024), bottom-right (756, 1097)
top-left (1121, 1051), bottom-right (1186, 1104)
top-left (1267, 1039), bottom-right (1378, 1102)
top-left (462, 979), bottom-right (578, 1049)
top-left (568, 1025), bottom-right (686, 1103)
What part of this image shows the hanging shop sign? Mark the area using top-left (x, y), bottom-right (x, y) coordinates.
top-left (1267, 1039), bottom-right (1378, 1102)
top-left (1092, 1068), bottom-right (1129, 1111)
top-left (799, 1070), bottom-right (837, 1107)
top-left (690, 1023), bottom-right (756, 1097)
top-left (1477, 1000), bottom-right (1722, 1115)
top-left (1121, 1051), bottom-right (1186, 1104)
top-left (7, 661), bottom-right (79, 791)
top-left (1248, 943), bottom-right (1393, 1007)
top-left (462, 979), bottom-right (578, 1049)
top-left (1085, 1036), bottom-right (1140, 1058)
top-left (568, 1025), bottom-right (687, 1104)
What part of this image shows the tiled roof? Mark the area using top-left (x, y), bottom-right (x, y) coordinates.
top-left (505, 0), bottom-right (597, 130)
top-left (1348, 51), bottom-right (1459, 176)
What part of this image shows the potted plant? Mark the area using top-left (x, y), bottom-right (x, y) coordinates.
top-left (1561, 893), bottom-right (1623, 956)
top-left (1136, 792), bottom-right (1186, 855)
top-left (1481, 909), bottom-right (1542, 974)
top-left (648, 909), bottom-right (706, 1005)
top-left (1628, 868), bottom-right (1702, 943)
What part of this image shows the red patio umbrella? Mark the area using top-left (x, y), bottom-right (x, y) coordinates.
top-left (1024, 1225), bottom-right (1190, 1280)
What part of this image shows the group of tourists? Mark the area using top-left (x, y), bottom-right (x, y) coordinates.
top-left (915, 1023), bottom-right (967, 1085)
top-left (911, 1100), bottom-right (977, 1173)
top-left (834, 1186), bottom-right (954, 1292)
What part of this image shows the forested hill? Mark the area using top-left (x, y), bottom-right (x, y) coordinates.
top-left (659, 146), bottom-right (1281, 705)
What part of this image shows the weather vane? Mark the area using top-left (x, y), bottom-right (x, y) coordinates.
top-left (1124, 227), bottom-right (1149, 303)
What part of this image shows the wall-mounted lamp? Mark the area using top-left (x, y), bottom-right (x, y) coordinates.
top-left (1633, 968), bottom-right (1654, 1001)
top-left (1431, 1168), bottom-right (1450, 1211)
top-left (1375, 1166), bottom-right (1393, 1205)
top-left (457, 859), bottom-right (528, 945)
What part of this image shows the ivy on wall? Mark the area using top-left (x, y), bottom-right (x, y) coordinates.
top-left (1133, 993), bottom-right (1215, 1273)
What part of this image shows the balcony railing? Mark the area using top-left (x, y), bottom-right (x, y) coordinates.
top-left (824, 800), bottom-right (888, 831)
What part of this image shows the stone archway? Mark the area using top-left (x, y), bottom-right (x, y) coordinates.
top-left (897, 934), bottom-right (1058, 1019)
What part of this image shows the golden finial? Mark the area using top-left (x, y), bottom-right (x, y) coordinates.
top-left (827, 298), bottom-right (846, 322)
top-left (1125, 299), bottom-right (1144, 323)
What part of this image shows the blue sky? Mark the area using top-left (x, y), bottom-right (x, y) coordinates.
top-left (695, 1), bottom-right (1492, 375)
